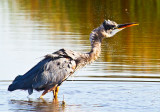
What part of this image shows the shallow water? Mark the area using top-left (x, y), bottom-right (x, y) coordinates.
top-left (0, 0), bottom-right (160, 112)
top-left (1, 81), bottom-right (160, 112)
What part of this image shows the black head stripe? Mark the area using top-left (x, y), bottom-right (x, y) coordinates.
top-left (103, 20), bottom-right (115, 30)
top-left (103, 20), bottom-right (108, 30)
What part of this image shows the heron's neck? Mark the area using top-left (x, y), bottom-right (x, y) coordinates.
top-left (88, 31), bottom-right (102, 63)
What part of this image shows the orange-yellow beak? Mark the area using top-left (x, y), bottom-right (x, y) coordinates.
top-left (117, 23), bottom-right (139, 29)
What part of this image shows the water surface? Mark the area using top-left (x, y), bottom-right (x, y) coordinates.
top-left (1, 81), bottom-right (160, 112)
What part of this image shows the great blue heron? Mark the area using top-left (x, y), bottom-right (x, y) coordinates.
top-left (8, 20), bottom-right (138, 98)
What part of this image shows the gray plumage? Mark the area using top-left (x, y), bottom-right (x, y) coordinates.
top-left (8, 49), bottom-right (88, 95)
top-left (8, 20), bottom-right (138, 98)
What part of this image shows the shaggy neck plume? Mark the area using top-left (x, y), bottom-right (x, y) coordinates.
top-left (88, 28), bottom-right (103, 63)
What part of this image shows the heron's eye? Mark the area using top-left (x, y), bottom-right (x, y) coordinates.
top-left (103, 24), bottom-right (116, 30)
top-left (109, 25), bottom-right (116, 30)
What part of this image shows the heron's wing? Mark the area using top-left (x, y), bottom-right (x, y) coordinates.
top-left (8, 48), bottom-right (80, 94)
top-left (32, 55), bottom-right (77, 91)
top-left (8, 58), bottom-right (52, 91)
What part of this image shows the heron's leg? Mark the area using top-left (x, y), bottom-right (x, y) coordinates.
top-left (53, 86), bottom-right (59, 98)
top-left (55, 86), bottom-right (59, 98)
top-left (53, 89), bottom-right (55, 97)
top-left (40, 85), bottom-right (58, 98)
top-left (40, 89), bottom-right (49, 98)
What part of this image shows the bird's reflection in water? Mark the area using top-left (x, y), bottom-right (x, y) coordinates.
top-left (9, 97), bottom-right (65, 112)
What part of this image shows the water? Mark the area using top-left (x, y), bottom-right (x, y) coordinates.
top-left (1, 81), bottom-right (160, 112)
top-left (0, 0), bottom-right (160, 112)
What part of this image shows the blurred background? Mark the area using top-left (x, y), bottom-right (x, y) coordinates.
top-left (0, 0), bottom-right (160, 81)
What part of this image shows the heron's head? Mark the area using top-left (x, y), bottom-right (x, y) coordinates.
top-left (100, 20), bottom-right (138, 38)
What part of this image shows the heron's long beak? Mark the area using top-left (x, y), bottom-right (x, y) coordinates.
top-left (117, 23), bottom-right (139, 29)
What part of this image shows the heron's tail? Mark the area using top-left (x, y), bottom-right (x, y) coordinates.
top-left (9, 74), bottom-right (34, 92)
top-left (8, 74), bottom-right (34, 95)
top-left (8, 75), bottom-right (24, 91)
top-left (8, 84), bottom-right (17, 91)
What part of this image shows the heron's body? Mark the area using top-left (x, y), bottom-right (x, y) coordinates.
top-left (8, 20), bottom-right (138, 98)
top-left (8, 49), bottom-right (89, 97)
